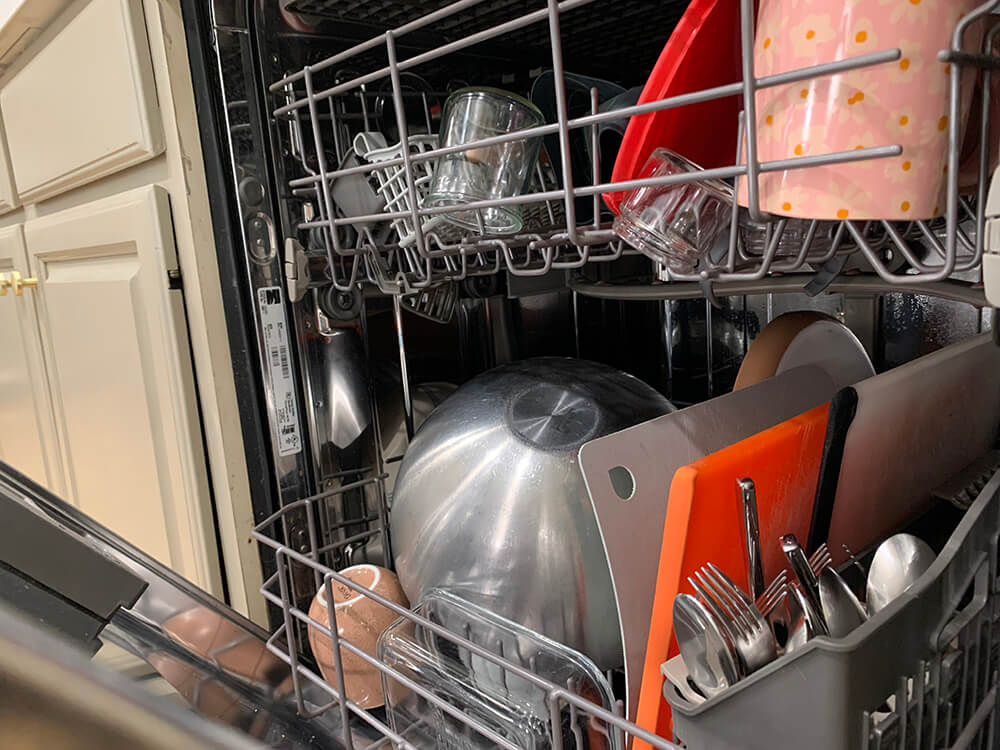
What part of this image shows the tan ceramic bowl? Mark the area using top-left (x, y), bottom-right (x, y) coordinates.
top-left (307, 564), bottom-right (409, 708)
top-left (734, 311), bottom-right (874, 391)
top-left (150, 606), bottom-right (293, 738)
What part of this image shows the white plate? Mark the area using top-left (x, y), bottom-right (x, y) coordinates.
top-left (776, 319), bottom-right (875, 389)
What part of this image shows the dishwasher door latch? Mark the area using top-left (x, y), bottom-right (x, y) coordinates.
top-left (983, 165), bottom-right (1000, 308)
top-left (284, 237), bottom-right (310, 303)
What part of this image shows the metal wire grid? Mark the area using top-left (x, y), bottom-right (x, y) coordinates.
top-left (281, 0), bottom-right (686, 85)
top-left (250, 477), bottom-right (681, 750)
top-left (271, 0), bottom-right (1000, 293)
top-left (284, 80), bottom-right (629, 293)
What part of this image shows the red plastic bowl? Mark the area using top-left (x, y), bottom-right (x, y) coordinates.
top-left (604, 0), bottom-right (743, 214)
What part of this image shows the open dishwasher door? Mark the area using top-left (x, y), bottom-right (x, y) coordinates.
top-left (0, 460), bottom-right (364, 750)
top-left (0, 603), bottom-right (261, 750)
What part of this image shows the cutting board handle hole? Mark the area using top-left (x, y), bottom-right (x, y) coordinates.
top-left (609, 466), bottom-right (636, 501)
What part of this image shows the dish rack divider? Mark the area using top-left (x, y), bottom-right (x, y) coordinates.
top-left (271, 0), bottom-right (1000, 295)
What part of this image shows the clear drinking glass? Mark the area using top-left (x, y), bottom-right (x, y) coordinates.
top-left (738, 211), bottom-right (840, 258)
top-left (425, 87), bottom-right (544, 235)
top-left (613, 148), bottom-right (733, 272)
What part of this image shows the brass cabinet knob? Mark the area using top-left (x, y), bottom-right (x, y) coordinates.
top-left (10, 271), bottom-right (38, 296)
top-left (0, 274), bottom-right (9, 296)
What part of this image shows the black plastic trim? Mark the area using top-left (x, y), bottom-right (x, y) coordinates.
top-left (178, 1), bottom-right (280, 537)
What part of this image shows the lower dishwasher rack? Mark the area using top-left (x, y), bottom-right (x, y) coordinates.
top-left (251, 463), bottom-right (1000, 750)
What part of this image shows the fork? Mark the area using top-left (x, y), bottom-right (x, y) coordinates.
top-left (756, 570), bottom-right (787, 615)
top-left (755, 543), bottom-right (829, 613)
top-left (810, 543), bottom-right (832, 573)
top-left (690, 563), bottom-right (778, 675)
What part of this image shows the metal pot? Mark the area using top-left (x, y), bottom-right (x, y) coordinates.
top-left (389, 358), bottom-right (674, 668)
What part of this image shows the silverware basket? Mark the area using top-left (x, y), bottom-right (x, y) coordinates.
top-left (669, 468), bottom-right (1000, 750)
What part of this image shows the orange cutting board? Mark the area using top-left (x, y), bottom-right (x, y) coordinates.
top-left (633, 403), bottom-right (830, 748)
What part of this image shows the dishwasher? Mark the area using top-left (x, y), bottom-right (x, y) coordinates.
top-left (4, 0), bottom-right (1000, 748)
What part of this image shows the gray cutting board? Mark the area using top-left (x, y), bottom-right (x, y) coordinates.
top-left (579, 365), bottom-right (841, 721)
top-left (824, 334), bottom-right (1000, 557)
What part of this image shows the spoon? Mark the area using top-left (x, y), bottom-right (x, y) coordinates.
top-left (866, 534), bottom-right (935, 614)
top-left (817, 567), bottom-right (868, 637)
top-left (673, 593), bottom-right (741, 696)
top-left (785, 581), bottom-right (828, 653)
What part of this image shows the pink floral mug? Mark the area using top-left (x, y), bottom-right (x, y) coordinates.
top-left (740, 0), bottom-right (986, 221)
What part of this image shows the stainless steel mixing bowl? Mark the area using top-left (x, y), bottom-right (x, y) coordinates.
top-left (389, 358), bottom-right (674, 669)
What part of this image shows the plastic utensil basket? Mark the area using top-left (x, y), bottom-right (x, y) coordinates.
top-left (669, 467), bottom-right (1000, 750)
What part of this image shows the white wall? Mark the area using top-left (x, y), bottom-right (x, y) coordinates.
top-left (0, 2), bottom-right (25, 31)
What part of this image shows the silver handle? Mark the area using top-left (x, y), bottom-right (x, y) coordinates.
top-left (782, 533), bottom-right (828, 635)
top-left (738, 478), bottom-right (765, 600)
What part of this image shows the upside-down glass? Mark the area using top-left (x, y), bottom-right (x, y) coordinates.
top-left (738, 211), bottom-right (841, 258)
top-left (613, 148), bottom-right (733, 272)
top-left (425, 88), bottom-right (544, 235)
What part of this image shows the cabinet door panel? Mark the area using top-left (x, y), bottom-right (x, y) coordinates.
top-left (0, 225), bottom-right (58, 488)
top-left (0, 1), bottom-right (73, 72)
top-left (25, 186), bottom-right (221, 594)
top-left (0, 113), bottom-right (17, 215)
top-left (42, 252), bottom-right (175, 562)
top-left (2, 0), bottom-right (163, 203)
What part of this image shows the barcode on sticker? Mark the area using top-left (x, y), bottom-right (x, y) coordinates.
top-left (257, 286), bottom-right (302, 457)
top-left (271, 345), bottom-right (291, 380)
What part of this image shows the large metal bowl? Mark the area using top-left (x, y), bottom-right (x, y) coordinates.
top-left (389, 358), bottom-right (674, 668)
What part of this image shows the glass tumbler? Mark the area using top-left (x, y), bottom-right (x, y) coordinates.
top-left (425, 87), bottom-right (544, 235)
top-left (739, 211), bottom-right (840, 258)
top-left (613, 148), bottom-right (733, 272)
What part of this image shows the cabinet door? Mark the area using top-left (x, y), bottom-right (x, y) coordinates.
top-left (0, 114), bottom-right (17, 215)
top-left (24, 186), bottom-right (222, 595)
top-left (1, 0), bottom-right (163, 202)
top-left (0, 1), bottom-right (73, 74)
top-left (0, 225), bottom-right (58, 488)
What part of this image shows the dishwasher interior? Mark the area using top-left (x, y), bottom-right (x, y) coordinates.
top-left (258, 0), bottom-right (993, 531)
top-left (6, 0), bottom-right (1000, 749)
top-left (229, 0), bottom-right (1000, 747)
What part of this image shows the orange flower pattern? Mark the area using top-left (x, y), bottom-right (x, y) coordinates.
top-left (742, 0), bottom-right (983, 220)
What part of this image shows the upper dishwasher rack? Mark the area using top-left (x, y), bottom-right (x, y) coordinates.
top-left (271, 0), bottom-right (1000, 292)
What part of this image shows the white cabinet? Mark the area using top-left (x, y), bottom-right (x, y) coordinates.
top-left (0, 0), bottom-right (251, 612)
top-left (24, 186), bottom-right (221, 592)
top-left (1, 0), bottom-right (163, 202)
top-left (0, 1), bottom-right (72, 74)
top-left (0, 111), bottom-right (17, 215)
top-left (0, 225), bottom-right (58, 489)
